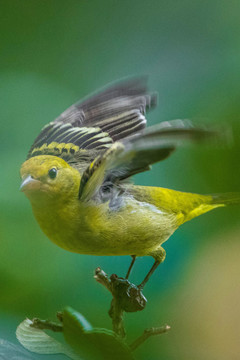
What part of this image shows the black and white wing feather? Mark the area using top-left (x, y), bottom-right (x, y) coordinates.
top-left (54, 77), bottom-right (156, 141)
top-left (27, 78), bottom-right (157, 168)
top-left (78, 120), bottom-right (219, 202)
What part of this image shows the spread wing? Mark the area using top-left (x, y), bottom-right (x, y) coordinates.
top-left (78, 120), bottom-right (220, 202)
top-left (27, 77), bottom-right (157, 170)
top-left (26, 77), bottom-right (222, 203)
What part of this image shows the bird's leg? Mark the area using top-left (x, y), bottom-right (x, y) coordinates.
top-left (125, 255), bottom-right (136, 279)
top-left (138, 260), bottom-right (160, 289)
top-left (138, 247), bottom-right (166, 290)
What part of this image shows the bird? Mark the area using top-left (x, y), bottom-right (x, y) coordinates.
top-left (20, 77), bottom-right (240, 289)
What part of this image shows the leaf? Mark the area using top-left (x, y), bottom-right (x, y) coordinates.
top-left (63, 307), bottom-right (134, 360)
top-left (0, 338), bottom-right (36, 359)
top-left (16, 318), bottom-right (80, 360)
top-left (63, 306), bottom-right (93, 332)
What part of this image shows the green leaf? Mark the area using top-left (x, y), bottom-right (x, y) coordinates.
top-left (16, 318), bottom-right (80, 360)
top-left (64, 306), bottom-right (93, 332)
top-left (63, 307), bottom-right (134, 360)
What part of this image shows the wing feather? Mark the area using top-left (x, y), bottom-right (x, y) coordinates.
top-left (78, 121), bottom-right (220, 201)
top-left (27, 77), bottom-right (156, 162)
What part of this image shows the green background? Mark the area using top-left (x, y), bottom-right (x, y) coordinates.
top-left (1, 1), bottom-right (240, 359)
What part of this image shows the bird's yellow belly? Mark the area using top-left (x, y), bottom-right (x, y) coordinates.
top-left (34, 198), bottom-right (179, 257)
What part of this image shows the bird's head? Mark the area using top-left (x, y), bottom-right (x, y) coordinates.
top-left (20, 155), bottom-right (81, 205)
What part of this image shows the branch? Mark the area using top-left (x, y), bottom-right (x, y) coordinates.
top-left (27, 267), bottom-right (171, 355)
top-left (30, 318), bottom-right (63, 332)
top-left (94, 268), bottom-right (125, 337)
top-left (94, 267), bottom-right (112, 293)
top-left (94, 267), bottom-right (147, 338)
top-left (130, 325), bottom-right (171, 351)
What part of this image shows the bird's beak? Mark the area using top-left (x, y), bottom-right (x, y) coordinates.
top-left (20, 175), bottom-right (40, 192)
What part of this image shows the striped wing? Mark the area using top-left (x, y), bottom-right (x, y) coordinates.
top-left (78, 120), bottom-right (219, 202)
top-left (27, 123), bottom-right (113, 168)
top-left (27, 77), bottom-right (156, 166)
top-left (54, 77), bottom-right (156, 141)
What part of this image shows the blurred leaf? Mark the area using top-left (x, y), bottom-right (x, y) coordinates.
top-left (63, 307), bottom-right (93, 333)
top-left (63, 307), bottom-right (134, 360)
top-left (16, 319), bottom-right (79, 360)
top-left (0, 338), bottom-right (36, 359)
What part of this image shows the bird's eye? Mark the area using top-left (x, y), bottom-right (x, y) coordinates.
top-left (48, 168), bottom-right (57, 179)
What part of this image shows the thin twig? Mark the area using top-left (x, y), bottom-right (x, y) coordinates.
top-left (31, 318), bottom-right (63, 332)
top-left (94, 267), bottom-right (112, 293)
top-left (130, 325), bottom-right (171, 351)
top-left (94, 268), bottom-right (126, 337)
top-left (109, 299), bottom-right (125, 338)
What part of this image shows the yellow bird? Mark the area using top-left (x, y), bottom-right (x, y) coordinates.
top-left (20, 78), bottom-right (239, 288)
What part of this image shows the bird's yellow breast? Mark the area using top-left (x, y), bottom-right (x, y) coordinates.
top-left (31, 192), bottom-right (179, 257)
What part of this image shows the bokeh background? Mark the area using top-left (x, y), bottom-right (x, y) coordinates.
top-left (1, 1), bottom-right (240, 359)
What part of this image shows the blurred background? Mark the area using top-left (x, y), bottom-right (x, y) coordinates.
top-left (1, 1), bottom-right (240, 359)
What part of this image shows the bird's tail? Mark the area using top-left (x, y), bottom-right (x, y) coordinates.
top-left (133, 186), bottom-right (240, 225)
top-left (181, 191), bottom-right (240, 224)
top-left (211, 192), bottom-right (240, 206)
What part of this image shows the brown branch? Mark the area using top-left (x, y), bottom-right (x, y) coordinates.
top-left (31, 318), bottom-right (63, 332)
top-left (94, 267), bottom-right (112, 293)
top-left (130, 325), bottom-right (171, 351)
top-left (109, 299), bottom-right (125, 337)
top-left (94, 267), bottom-right (147, 338)
top-left (28, 267), bottom-right (170, 355)
top-left (94, 268), bottom-right (126, 337)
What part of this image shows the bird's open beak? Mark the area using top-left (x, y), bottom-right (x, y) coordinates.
top-left (20, 175), bottom-right (40, 192)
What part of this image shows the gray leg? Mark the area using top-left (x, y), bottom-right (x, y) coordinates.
top-left (138, 247), bottom-right (166, 289)
top-left (126, 255), bottom-right (136, 279)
